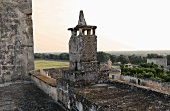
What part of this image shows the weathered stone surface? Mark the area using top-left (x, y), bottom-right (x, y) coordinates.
top-left (69, 10), bottom-right (99, 74)
top-left (30, 68), bottom-right (170, 111)
top-left (72, 82), bottom-right (170, 111)
top-left (0, 0), bottom-right (34, 83)
top-left (0, 83), bottom-right (65, 111)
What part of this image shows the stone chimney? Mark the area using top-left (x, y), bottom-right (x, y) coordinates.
top-left (67, 10), bottom-right (99, 84)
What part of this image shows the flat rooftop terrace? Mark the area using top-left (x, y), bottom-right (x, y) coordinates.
top-left (30, 68), bottom-right (170, 110)
top-left (0, 82), bottom-right (64, 111)
top-left (74, 82), bottom-right (170, 111)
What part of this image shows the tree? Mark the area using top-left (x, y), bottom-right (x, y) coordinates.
top-left (167, 55), bottom-right (170, 65)
top-left (48, 54), bottom-right (54, 59)
top-left (109, 54), bottom-right (117, 63)
top-left (128, 54), bottom-right (146, 64)
top-left (34, 53), bottom-right (41, 59)
top-left (59, 53), bottom-right (69, 60)
top-left (147, 53), bottom-right (164, 59)
top-left (53, 55), bottom-right (59, 60)
top-left (116, 55), bottom-right (130, 64)
top-left (97, 51), bottom-right (110, 63)
top-left (140, 63), bottom-right (158, 68)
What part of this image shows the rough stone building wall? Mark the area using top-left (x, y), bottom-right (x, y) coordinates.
top-left (147, 58), bottom-right (167, 68)
top-left (0, 0), bottom-right (34, 83)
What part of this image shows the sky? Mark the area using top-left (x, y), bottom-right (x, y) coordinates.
top-left (33, 0), bottom-right (170, 53)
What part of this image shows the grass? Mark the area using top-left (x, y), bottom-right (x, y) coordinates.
top-left (112, 66), bottom-right (120, 69)
top-left (34, 60), bottom-right (69, 70)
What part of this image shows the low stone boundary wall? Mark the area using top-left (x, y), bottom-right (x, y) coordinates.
top-left (120, 75), bottom-right (170, 95)
top-left (29, 70), bottom-right (58, 102)
top-left (108, 80), bottom-right (170, 100)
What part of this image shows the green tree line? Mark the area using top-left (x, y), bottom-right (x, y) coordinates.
top-left (34, 53), bottom-right (69, 61)
top-left (121, 63), bottom-right (170, 82)
top-left (34, 52), bottom-right (170, 65)
top-left (97, 51), bottom-right (146, 64)
top-left (34, 52), bottom-right (146, 64)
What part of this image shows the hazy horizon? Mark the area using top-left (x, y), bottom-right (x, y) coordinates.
top-left (33, 0), bottom-right (170, 53)
top-left (35, 50), bottom-right (170, 54)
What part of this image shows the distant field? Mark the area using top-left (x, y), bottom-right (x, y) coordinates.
top-left (34, 60), bottom-right (69, 70)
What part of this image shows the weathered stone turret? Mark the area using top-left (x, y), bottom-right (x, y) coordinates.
top-left (57, 11), bottom-right (99, 108)
top-left (67, 10), bottom-right (99, 84)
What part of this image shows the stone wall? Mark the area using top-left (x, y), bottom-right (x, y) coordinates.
top-left (62, 70), bottom-right (100, 87)
top-left (0, 0), bottom-right (34, 83)
top-left (120, 75), bottom-right (170, 94)
top-left (30, 72), bottom-right (58, 103)
top-left (57, 79), bottom-right (70, 109)
top-left (69, 34), bottom-right (98, 71)
top-left (69, 93), bottom-right (98, 111)
top-left (147, 58), bottom-right (167, 68)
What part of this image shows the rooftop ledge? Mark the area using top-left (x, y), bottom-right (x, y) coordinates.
top-left (29, 70), bottom-right (56, 87)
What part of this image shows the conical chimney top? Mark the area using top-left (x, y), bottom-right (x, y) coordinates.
top-left (78, 10), bottom-right (87, 26)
